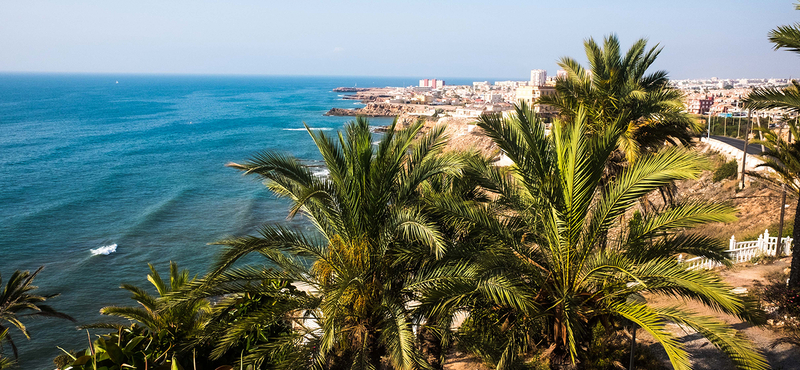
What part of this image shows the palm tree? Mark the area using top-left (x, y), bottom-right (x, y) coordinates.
top-left (0, 266), bottom-right (74, 359)
top-left (748, 121), bottom-right (800, 289)
top-left (743, 2), bottom-right (800, 288)
top-left (416, 104), bottom-right (767, 370)
top-left (0, 329), bottom-right (14, 370)
top-left (538, 34), bottom-right (698, 163)
top-left (744, 80), bottom-right (800, 113)
top-left (197, 117), bottom-right (466, 369)
top-left (93, 262), bottom-right (210, 363)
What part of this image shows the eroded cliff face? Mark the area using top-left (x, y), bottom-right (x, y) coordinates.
top-left (389, 115), bottom-right (500, 158)
top-left (324, 103), bottom-right (419, 117)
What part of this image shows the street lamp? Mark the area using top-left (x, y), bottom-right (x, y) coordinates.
top-left (707, 105), bottom-right (713, 140)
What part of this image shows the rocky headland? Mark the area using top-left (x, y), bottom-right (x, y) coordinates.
top-left (333, 87), bottom-right (395, 104)
top-left (324, 103), bottom-right (418, 117)
top-left (332, 87), bottom-right (371, 92)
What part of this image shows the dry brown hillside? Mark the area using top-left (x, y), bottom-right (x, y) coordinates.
top-left (648, 142), bottom-right (793, 241)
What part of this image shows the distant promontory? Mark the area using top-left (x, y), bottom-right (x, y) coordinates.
top-left (324, 103), bottom-right (416, 117)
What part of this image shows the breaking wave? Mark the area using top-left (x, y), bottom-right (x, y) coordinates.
top-left (282, 127), bottom-right (333, 131)
top-left (311, 168), bottom-right (330, 177)
top-left (90, 243), bottom-right (117, 255)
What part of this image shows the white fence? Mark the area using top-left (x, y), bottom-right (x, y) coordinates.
top-left (679, 229), bottom-right (793, 270)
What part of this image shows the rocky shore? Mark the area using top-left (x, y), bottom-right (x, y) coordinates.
top-left (332, 87), bottom-right (371, 92)
top-left (333, 87), bottom-right (395, 104)
top-left (324, 103), bottom-right (417, 117)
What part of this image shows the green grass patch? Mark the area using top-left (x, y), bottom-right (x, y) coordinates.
top-left (713, 159), bottom-right (738, 182)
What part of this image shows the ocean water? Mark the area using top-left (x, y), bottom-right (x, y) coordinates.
top-left (0, 73), bottom-right (485, 368)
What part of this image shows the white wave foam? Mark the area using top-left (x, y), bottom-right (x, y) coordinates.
top-left (282, 127), bottom-right (334, 131)
top-left (91, 244), bottom-right (117, 255)
top-left (312, 168), bottom-right (330, 177)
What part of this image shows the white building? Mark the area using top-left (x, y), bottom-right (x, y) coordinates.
top-left (473, 81), bottom-right (490, 91)
top-left (483, 93), bottom-right (502, 104)
top-left (530, 69), bottom-right (547, 87)
top-left (419, 79), bottom-right (446, 89)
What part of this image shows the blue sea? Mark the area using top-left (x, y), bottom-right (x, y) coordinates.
top-left (0, 73), bottom-right (491, 368)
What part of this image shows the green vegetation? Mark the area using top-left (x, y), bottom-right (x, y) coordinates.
top-left (703, 115), bottom-right (760, 140)
top-left (201, 117), bottom-right (467, 370)
top-left (537, 34), bottom-right (699, 163)
top-left (55, 325), bottom-right (181, 370)
top-left (743, 3), bottom-right (800, 290)
top-left (91, 262), bottom-right (211, 365)
top-left (51, 105), bottom-right (765, 370)
top-left (34, 114), bottom-right (766, 369)
top-left (747, 120), bottom-right (800, 288)
top-left (0, 266), bottom-right (73, 360)
top-left (713, 158), bottom-right (739, 182)
top-left (424, 104), bottom-right (762, 370)
top-left (0, 330), bottom-right (13, 370)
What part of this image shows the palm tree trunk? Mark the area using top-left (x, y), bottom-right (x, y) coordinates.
top-left (789, 200), bottom-right (800, 289)
top-left (418, 323), bottom-right (443, 370)
top-left (367, 330), bottom-right (385, 370)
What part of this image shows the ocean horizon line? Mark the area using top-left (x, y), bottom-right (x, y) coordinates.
top-left (0, 71), bottom-right (523, 84)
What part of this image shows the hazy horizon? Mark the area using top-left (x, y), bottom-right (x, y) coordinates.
top-left (0, 70), bottom-right (792, 82)
top-left (2, 0), bottom-right (799, 80)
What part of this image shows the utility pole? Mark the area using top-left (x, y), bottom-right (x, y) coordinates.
top-left (736, 101), bottom-right (742, 138)
top-left (778, 125), bottom-right (792, 255)
top-left (779, 185), bottom-right (788, 254)
top-left (757, 115), bottom-right (765, 152)
top-left (629, 325), bottom-right (637, 370)
top-left (737, 114), bottom-right (742, 138)
top-left (724, 114), bottom-right (728, 137)
top-left (740, 109), bottom-right (753, 190)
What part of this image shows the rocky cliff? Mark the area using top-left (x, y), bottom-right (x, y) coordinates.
top-left (324, 103), bottom-right (417, 117)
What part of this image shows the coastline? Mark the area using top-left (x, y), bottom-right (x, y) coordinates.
top-left (327, 86), bottom-right (503, 158)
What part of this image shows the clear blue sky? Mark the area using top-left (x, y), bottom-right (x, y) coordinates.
top-left (2, 0), bottom-right (799, 79)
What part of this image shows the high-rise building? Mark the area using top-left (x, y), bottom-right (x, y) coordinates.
top-left (530, 69), bottom-right (547, 87)
top-left (419, 78), bottom-right (446, 89)
top-left (556, 70), bottom-right (567, 79)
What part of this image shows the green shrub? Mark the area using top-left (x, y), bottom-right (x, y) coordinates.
top-left (713, 159), bottom-right (738, 182)
top-left (768, 219), bottom-right (795, 238)
top-left (582, 323), bottom-right (667, 370)
top-left (55, 324), bottom-right (172, 370)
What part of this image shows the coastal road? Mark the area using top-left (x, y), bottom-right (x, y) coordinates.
top-left (709, 135), bottom-right (764, 156)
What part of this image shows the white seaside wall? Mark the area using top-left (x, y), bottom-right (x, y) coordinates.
top-left (699, 137), bottom-right (766, 173)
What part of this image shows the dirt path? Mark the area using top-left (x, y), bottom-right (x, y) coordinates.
top-left (443, 351), bottom-right (492, 370)
top-left (639, 258), bottom-right (798, 370)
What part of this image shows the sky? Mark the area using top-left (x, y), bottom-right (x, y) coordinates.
top-left (1, 0), bottom-right (799, 80)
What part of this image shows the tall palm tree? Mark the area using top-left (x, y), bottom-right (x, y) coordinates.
top-left (93, 262), bottom-right (210, 362)
top-left (538, 34), bottom-right (698, 163)
top-left (0, 266), bottom-right (74, 358)
top-left (417, 104), bottom-right (767, 370)
top-left (749, 121), bottom-right (800, 289)
top-left (197, 117), bottom-right (466, 369)
top-left (743, 2), bottom-right (800, 288)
